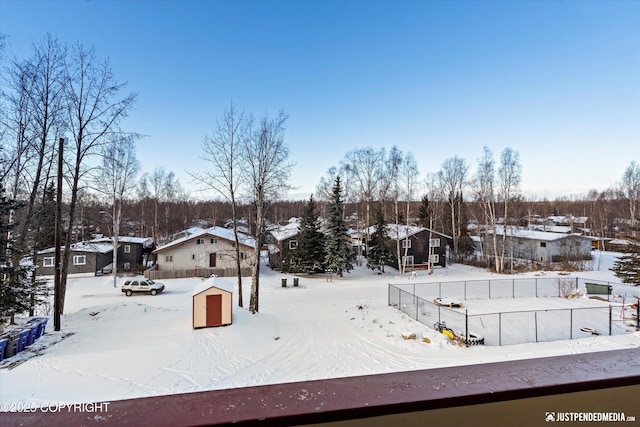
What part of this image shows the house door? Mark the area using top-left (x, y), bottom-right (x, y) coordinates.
top-left (209, 253), bottom-right (217, 268)
top-left (206, 294), bottom-right (222, 326)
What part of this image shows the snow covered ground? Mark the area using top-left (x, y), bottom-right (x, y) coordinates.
top-left (0, 251), bottom-right (638, 406)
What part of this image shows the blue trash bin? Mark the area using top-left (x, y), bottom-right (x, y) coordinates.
top-left (26, 325), bottom-right (38, 346)
top-left (27, 318), bottom-right (48, 340)
top-left (17, 329), bottom-right (31, 352)
top-left (0, 338), bottom-right (8, 362)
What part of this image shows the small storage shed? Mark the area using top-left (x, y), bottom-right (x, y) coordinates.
top-left (192, 277), bottom-right (234, 329)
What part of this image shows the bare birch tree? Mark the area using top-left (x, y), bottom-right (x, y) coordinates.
top-left (345, 147), bottom-right (385, 249)
top-left (243, 112), bottom-right (292, 314)
top-left (400, 152), bottom-right (419, 274)
top-left (191, 101), bottom-right (247, 307)
top-left (60, 43), bottom-right (137, 314)
top-left (474, 146), bottom-right (501, 271)
top-left (14, 34), bottom-right (67, 253)
top-left (94, 133), bottom-right (141, 285)
top-left (621, 161), bottom-right (640, 233)
top-left (497, 147), bottom-right (521, 272)
top-left (438, 156), bottom-right (468, 258)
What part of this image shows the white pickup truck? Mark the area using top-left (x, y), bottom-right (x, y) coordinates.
top-left (121, 278), bottom-right (165, 296)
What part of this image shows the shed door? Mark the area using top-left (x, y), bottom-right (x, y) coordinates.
top-left (209, 253), bottom-right (217, 268)
top-left (206, 294), bottom-right (222, 326)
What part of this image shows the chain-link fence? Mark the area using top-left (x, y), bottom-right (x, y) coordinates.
top-left (388, 277), bottom-right (636, 346)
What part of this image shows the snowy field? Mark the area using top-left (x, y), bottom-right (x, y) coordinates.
top-left (0, 251), bottom-right (639, 406)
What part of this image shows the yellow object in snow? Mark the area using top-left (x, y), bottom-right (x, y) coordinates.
top-left (442, 329), bottom-right (455, 340)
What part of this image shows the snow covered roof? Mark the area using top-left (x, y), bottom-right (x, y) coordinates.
top-left (192, 276), bottom-right (234, 296)
top-left (366, 225), bottom-right (452, 241)
top-left (270, 218), bottom-right (300, 241)
top-left (488, 227), bottom-right (585, 241)
top-left (90, 236), bottom-right (154, 247)
top-left (528, 225), bottom-right (573, 234)
top-left (154, 226), bottom-right (255, 253)
top-left (547, 215), bottom-right (588, 225)
top-left (38, 241), bottom-right (114, 255)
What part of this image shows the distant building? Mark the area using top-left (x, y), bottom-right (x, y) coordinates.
top-left (89, 236), bottom-right (154, 271)
top-left (267, 218), bottom-right (301, 272)
top-left (369, 225), bottom-right (451, 270)
top-left (484, 228), bottom-right (592, 263)
top-left (35, 241), bottom-right (114, 277)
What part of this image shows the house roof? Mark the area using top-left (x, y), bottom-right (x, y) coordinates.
top-left (154, 226), bottom-right (255, 253)
top-left (38, 241), bottom-right (114, 255)
top-left (528, 225), bottom-right (573, 234)
top-left (367, 225), bottom-right (452, 241)
top-left (269, 218), bottom-right (300, 242)
top-left (547, 215), bottom-right (588, 225)
top-left (91, 236), bottom-right (154, 247)
top-left (192, 276), bottom-right (234, 296)
top-left (488, 227), bottom-right (587, 241)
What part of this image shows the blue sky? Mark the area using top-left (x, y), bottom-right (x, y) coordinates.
top-left (1, 0), bottom-right (639, 201)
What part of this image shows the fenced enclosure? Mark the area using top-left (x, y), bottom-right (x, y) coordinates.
top-left (389, 277), bottom-right (636, 346)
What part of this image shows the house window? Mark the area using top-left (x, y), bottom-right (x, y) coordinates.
top-left (402, 239), bottom-right (411, 249)
top-left (540, 242), bottom-right (547, 248)
top-left (430, 254), bottom-right (440, 264)
top-left (124, 245), bottom-right (131, 254)
top-left (210, 238), bottom-right (218, 244)
top-left (289, 240), bottom-right (298, 250)
top-left (192, 254), bottom-right (195, 260)
top-left (240, 252), bottom-right (246, 260)
top-left (197, 238), bottom-right (205, 245)
top-left (43, 257), bottom-right (54, 267)
top-left (165, 255), bottom-right (173, 262)
top-left (402, 255), bottom-right (414, 266)
top-left (429, 238), bottom-right (440, 247)
top-left (73, 255), bottom-right (86, 265)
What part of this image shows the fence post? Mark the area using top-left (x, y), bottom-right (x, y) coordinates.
top-left (499, 312), bottom-right (502, 346)
top-left (570, 308), bottom-right (573, 339)
top-left (609, 305), bottom-right (612, 336)
top-left (388, 284), bottom-right (390, 306)
top-left (439, 282), bottom-right (442, 298)
top-left (535, 312), bottom-right (538, 342)
top-left (465, 309), bottom-right (469, 343)
top-left (416, 297), bottom-right (419, 321)
top-left (512, 279), bottom-right (515, 298)
top-left (535, 278), bottom-right (538, 298)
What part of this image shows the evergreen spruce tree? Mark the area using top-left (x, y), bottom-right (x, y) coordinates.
top-left (367, 211), bottom-right (395, 272)
top-left (0, 181), bottom-right (35, 323)
top-left (324, 177), bottom-right (354, 277)
top-left (611, 227), bottom-right (640, 285)
top-left (418, 195), bottom-right (431, 228)
top-left (288, 195), bottom-right (326, 274)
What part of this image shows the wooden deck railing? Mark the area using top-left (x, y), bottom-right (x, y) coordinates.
top-left (2, 347), bottom-right (638, 426)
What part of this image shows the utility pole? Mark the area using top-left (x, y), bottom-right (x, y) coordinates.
top-left (54, 138), bottom-right (64, 331)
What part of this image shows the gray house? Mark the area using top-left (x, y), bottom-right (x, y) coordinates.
top-left (484, 228), bottom-right (592, 263)
top-left (379, 225), bottom-right (450, 270)
top-left (35, 241), bottom-right (114, 277)
top-left (90, 236), bottom-right (154, 271)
